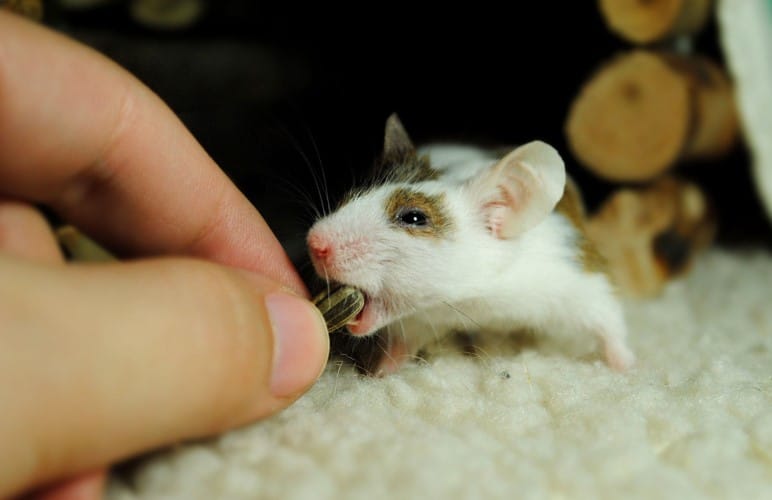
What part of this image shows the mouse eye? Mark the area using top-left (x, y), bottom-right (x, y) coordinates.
top-left (397, 208), bottom-right (429, 227)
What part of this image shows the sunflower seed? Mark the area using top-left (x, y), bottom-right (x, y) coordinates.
top-left (312, 284), bottom-right (365, 333)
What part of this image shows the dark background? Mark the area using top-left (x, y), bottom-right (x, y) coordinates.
top-left (40, 1), bottom-right (772, 263)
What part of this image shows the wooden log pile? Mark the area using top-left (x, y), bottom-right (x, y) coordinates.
top-left (567, 50), bottom-right (737, 182)
top-left (54, 0), bottom-right (205, 29)
top-left (598, 0), bottom-right (712, 44)
top-left (586, 176), bottom-right (716, 297)
top-left (566, 0), bottom-right (733, 297)
top-left (1, 0), bottom-right (43, 20)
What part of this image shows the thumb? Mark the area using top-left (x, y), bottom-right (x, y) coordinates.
top-left (0, 256), bottom-right (329, 499)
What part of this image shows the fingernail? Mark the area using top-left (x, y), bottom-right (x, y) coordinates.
top-left (265, 292), bottom-right (329, 397)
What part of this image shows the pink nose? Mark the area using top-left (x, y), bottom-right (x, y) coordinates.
top-left (308, 233), bottom-right (332, 265)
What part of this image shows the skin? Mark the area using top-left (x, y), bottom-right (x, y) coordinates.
top-left (0, 11), bottom-right (329, 500)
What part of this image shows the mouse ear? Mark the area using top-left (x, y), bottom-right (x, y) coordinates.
top-left (470, 141), bottom-right (566, 239)
top-left (382, 113), bottom-right (417, 164)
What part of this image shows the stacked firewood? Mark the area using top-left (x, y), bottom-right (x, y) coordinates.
top-left (566, 0), bottom-right (735, 297)
top-left (2, 0), bottom-right (205, 28)
top-left (1, 0), bottom-right (43, 19)
top-left (57, 0), bottom-right (205, 29)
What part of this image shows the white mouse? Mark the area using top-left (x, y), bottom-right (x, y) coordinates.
top-left (307, 114), bottom-right (635, 374)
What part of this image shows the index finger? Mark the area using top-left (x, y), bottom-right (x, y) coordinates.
top-left (0, 12), bottom-right (306, 295)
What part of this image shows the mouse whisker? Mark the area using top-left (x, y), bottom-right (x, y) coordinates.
top-left (328, 359), bottom-right (344, 403)
top-left (275, 122), bottom-right (329, 218)
top-left (442, 301), bottom-right (483, 330)
top-left (469, 343), bottom-right (495, 371)
top-left (426, 313), bottom-right (442, 345)
top-left (320, 266), bottom-right (331, 296)
top-left (377, 338), bottom-right (397, 369)
top-left (336, 350), bottom-right (359, 364)
top-left (284, 103), bottom-right (332, 216)
top-left (302, 121), bottom-right (332, 217)
top-left (297, 261), bottom-right (314, 272)
top-left (266, 173), bottom-right (322, 221)
top-left (397, 318), bottom-right (408, 351)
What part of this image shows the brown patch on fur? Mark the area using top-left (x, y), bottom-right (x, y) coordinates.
top-left (337, 159), bottom-right (440, 208)
top-left (555, 178), bottom-right (607, 273)
top-left (341, 154), bottom-right (439, 206)
top-left (379, 114), bottom-right (440, 183)
top-left (340, 114), bottom-right (440, 206)
top-left (555, 178), bottom-right (586, 227)
top-left (385, 187), bottom-right (453, 237)
top-left (379, 114), bottom-right (439, 182)
top-left (385, 154), bottom-right (440, 183)
top-left (452, 331), bottom-right (481, 357)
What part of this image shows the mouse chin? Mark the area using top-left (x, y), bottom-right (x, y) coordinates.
top-left (345, 296), bottom-right (385, 336)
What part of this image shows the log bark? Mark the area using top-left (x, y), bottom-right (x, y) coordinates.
top-left (598, 0), bottom-right (713, 44)
top-left (565, 50), bottom-right (738, 182)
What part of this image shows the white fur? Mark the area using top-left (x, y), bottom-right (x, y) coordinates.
top-left (309, 143), bottom-right (634, 370)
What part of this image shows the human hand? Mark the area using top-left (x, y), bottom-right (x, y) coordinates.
top-left (0, 11), bottom-right (329, 499)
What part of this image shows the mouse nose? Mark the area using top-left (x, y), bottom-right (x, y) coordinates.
top-left (308, 233), bottom-right (333, 265)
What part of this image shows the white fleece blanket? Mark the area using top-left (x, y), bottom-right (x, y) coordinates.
top-left (108, 249), bottom-right (772, 500)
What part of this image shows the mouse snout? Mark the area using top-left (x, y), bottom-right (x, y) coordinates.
top-left (308, 232), bottom-right (334, 267)
top-left (307, 223), bottom-right (377, 284)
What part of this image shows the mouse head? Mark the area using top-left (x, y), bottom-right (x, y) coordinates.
top-left (307, 114), bottom-right (565, 336)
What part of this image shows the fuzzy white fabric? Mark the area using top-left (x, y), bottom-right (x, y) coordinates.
top-left (108, 249), bottom-right (772, 500)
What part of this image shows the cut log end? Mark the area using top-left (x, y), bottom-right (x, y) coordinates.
top-left (598, 0), bottom-right (713, 44)
top-left (1, 0), bottom-right (43, 20)
top-left (566, 50), bottom-right (738, 182)
top-left (566, 51), bottom-right (692, 182)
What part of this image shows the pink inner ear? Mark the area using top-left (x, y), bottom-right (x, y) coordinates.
top-left (485, 171), bottom-right (537, 239)
top-left (474, 141), bottom-right (566, 240)
top-left (484, 200), bottom-right (508, 237)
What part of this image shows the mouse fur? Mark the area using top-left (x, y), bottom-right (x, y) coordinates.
top-left (308, 114), bottom-right (635, 374)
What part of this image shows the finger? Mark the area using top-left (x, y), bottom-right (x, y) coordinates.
top-left (28, 470), bottom-right (105, 500)
top-left (0, 198), bottom-right (64, 264)
top-left (0, 12), bottom-right (306, 295)
top-left (0, 256), bottom-right (329, 498)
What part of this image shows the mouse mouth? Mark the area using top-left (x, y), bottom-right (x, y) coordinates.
top-left (351, 298), bottom-right (366, 323)
top-left (346, 293), bottom-right (381, 336)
